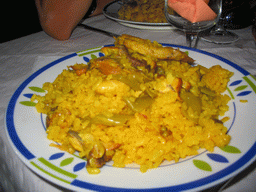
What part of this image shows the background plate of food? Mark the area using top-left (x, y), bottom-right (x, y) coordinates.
top-left (103, 0), bottom-right (175, 30)
top-left (5, 35), bottom-right (256, 191)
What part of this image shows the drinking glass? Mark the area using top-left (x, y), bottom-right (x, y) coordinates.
top-left (201, 0), bottom-right (241, 44)
top-left (164, 0), bottom-right (222, 48)
top-left (201, 19), bottom-right (239, 44)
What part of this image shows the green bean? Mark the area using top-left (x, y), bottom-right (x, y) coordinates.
top-left (180, 89), bottom-right (202, 121)
top-left (91, 114), bottom-right (133, 126)
top-left (112, 74), bottom-right (141, 91)
top-left (201, 87), bottom-right (216, 96)
top-left (124, 95), bottom-right (154, 112)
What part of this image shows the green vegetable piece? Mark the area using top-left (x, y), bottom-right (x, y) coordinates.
top-left (112, 74), bottom-right (141, 91)
top-left (180, 90), bottom-right (202, 121)
top-left (91, 114), bottom-right (133, 126)
top-left (201, 87), bottom-right (216, 96)
top-left (124, 95), bottom-right (154, 113)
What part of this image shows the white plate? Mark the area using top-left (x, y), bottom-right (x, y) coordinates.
top-left (103, 1), bottom-right (174, 30)
top-left (5, 44), bottom-right (256, 192)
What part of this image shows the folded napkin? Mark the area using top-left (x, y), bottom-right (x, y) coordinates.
top-left (168, 0), bottom-right (217, 23)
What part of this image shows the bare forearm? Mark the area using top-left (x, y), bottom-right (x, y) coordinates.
top-left (35, 0), bottom-right (93, 40)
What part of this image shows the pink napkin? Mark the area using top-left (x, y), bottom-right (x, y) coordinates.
top-left (168, 0), bottom-right (217, 23)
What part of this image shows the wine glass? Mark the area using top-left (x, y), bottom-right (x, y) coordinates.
top-left (201, 0), bottom-right (240, 44)
top-left (164, 0), bottom-right (222, 48)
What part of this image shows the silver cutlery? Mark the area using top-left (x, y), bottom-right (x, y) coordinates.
top-left (77, 23), bottom-right (120, 38)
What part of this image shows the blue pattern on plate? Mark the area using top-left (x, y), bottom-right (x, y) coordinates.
top-left (49, 153), bottom-right (65, 160)
top-left (207, 154), bottom-right (229, 163)
top-left (23, 93), bottom-right (34, 99)
top-left (229, 80), bottom-right (243, 86)
top-left (83, 57), bottom-right (90, 63)
top-left (73, 162), bottom-right (86, 172)
top-left (237, 91), bottom-right (252, 96)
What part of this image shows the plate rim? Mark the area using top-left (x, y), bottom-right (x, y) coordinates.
top-left (5, 44), bottom-right (256, 191)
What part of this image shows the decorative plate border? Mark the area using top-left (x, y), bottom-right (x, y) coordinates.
top-left (5, 44), bottom-right (256, 191)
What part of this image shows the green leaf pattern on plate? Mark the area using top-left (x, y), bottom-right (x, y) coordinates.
top-left (193, 160), bottom-right (212, 171)
top-left (234, 85), bottom-right (248, 91)
top-left (90, 54), bottom-right (97, 59)
top-left (20, 86), bottom-right (45, 107)
top-left (60, 157), bottom-right (74, 167)
top-left (219, 145), bottom-right (241, 154)
top-left (194, 145), bottom-right (242, 172)
top-left (19, 101), bottom-right (36, 106)
top-left (29, 86), bottom-right (45, 93)
top-left (228, 75), bottom-right (256, 99)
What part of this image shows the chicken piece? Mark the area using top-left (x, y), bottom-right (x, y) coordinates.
top-left (101, 46), bottom-right (120, 56)
top-left (171, 78), bottom-right (182, 93)
top-left (101, 45), bottom-right (151, 71)
top-left (182, 80), bottom-right (191, 91)
top-left (95, 80), bottom-right (130, 97)
top-left (115, 34), bottom-right (194, 64)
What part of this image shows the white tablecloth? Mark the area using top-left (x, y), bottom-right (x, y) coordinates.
top-left (0, 15), bottom-right (255, 192)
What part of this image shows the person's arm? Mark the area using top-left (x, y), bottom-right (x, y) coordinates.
top-left (35, 0), bottom-right (93, 40)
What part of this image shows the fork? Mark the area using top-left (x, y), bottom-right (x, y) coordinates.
top-left (77, 23), bottom-right (120, 38)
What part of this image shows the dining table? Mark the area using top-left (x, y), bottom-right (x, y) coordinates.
top-left (0, 14), bottom-right (256, 192)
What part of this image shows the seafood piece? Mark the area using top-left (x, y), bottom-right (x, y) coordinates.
top-left (68, 130), bottom-right (120, 172)
top-left (89, 142), bottom-right (105, 159)
top-left (69, 64), bottom-right (88, 76)
top-left (90, 58), bottom-right (122, 75)
top-left (68, 130), bottom-right (84, 151)
top-left (103, 141), bottom-right (121, 151)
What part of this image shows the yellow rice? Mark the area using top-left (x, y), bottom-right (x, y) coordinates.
top-left (118, 0), bottom-right (173, 23)
top-left (32, 35), bottom-right (233, 174)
